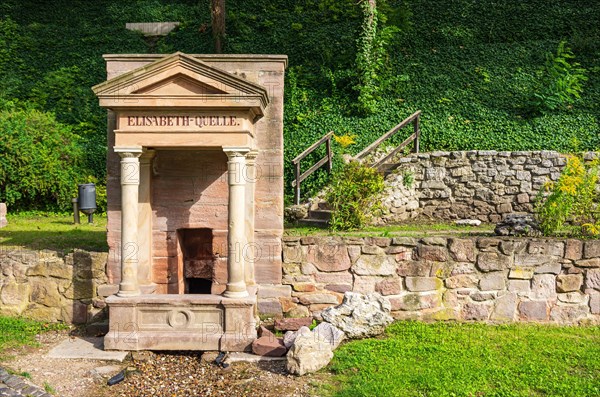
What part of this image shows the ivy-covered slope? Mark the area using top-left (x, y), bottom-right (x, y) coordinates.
top-left (0, 0), bottom-right (598, 207)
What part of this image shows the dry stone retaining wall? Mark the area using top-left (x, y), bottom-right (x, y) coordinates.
top-left (0, 249), bottom-right (112, 323)
top-left (269, 236), bottom-right (600, 324)
top-left (380, 151), bottom-right (599, 223)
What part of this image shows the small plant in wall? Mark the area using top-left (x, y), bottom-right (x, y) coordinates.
top-left (326, 161), bottom-right (385, 231)
top-left (535, 155), bottom-right (599, 236)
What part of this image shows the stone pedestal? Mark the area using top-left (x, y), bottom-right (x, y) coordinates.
top-left (0, 203), bottom-right (6, 228)
top-left (104, 294), bottom-right (257, 351)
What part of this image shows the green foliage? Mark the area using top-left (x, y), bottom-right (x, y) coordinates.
top-left (326, 322), bottom-right (600, 397)
top-left (0, 315), bottom-right (67, 353)
top-left (535, 155), bottom-right (599, 236)
top-left (0, 101), bottom-right (91, 211)
top-left (530, 41), bottom-right (588, 113)
top-left (325, 162), bottom-right (385, 230)
top-left (401, 171), bottom-right (414, 188)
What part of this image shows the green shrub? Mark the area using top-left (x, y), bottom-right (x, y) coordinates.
top-left (0, 101), bottom-right (92, 211)
top-left (535, 155), bottom-right (599, 236)
top-left (326, 161), bottom-right (385, 230)
top-left (530, 41), bottom-right (588, 113)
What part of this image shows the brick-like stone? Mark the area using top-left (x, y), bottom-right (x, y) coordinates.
top-left (252, 336), bottom-right (286, 357)
top-left (471, 292), bottom-right (496, 301)
top-left (477, 252), bottom-right (510, 272)
top-left (325, 284), bottom-right (352, 293)
top-left (257, 284), bottom-right (292, 299)
top-left (556, 274), bottom-right (583, 292)
top-left (97, 284), bottom-right (119, 297)
top-left (479, 272), bottom-right (506, 291)
top-left (519, 300), bottom-right (548, 321)
top-left (352, 253), bottom-right (398, 276)
top-left (314, 272), bottom-right (353, 285)
top-left (527, 241), bottom-right (564, 257)
top-left (509, 267), bottom-right (535, 280)
top-left (362, 245), bottom-right (385, 255)
top-left (445, 275), bottom-right (478, 289)
top-left (405, 277), bottom-right (443, 292)
top-left (282, 245), bottom-right (305, 263)
top-left (298, 293), bottom-right (340, 305)
top-left (448, 239), bottom-right (475, 263)
top-left (534, 262), bottom-right (561, 275)
top-left (300, 262), bottom-right (317, 275)
top-left (508, 280), bottom-right (531, 296)
top-left (531, 274), bottom-right (557, 299)
top-left (557, 292), bottom-right (587, 304)
top-left (292, 283), bottom-right (316, 293)
top-left (353, 276), bottom-right (385, 294)
top-left (375, 278), bottom-right (402, 296)
top-left (417, 245), bottom-right (447, 262)
top-left (549, 305), bottom-right (589, 323)
top-left (585, 268), bottom-right (600, 290)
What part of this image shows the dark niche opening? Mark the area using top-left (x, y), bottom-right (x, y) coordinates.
top-left (179, 228), bottom-right (215, 294)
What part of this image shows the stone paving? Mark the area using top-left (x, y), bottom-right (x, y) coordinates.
top-left (0, 368), bottom-right (53, 397)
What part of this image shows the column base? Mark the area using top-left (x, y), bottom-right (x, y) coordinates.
top-left (223, 289), bottom-right (249, 299)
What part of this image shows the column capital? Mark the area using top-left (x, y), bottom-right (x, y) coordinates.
top-left (223, 147), bottom-right (250, 159)
top-left (246, 149), bottom-right (259, 163)
top-left (114, 146), bottom-right (143, 158)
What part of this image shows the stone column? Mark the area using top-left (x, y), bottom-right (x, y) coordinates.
top-left (115, 147), bottom-right (143, 297)
top-left (138, 149), bottom-right (156, 293)
top-left (223, 147), bottom-right (250, 298)
top-left (244, 150), bottom-right (258, 285)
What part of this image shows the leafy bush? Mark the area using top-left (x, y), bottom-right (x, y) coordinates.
top-left (0, 101), bottom-right (91, 211)
top-left (530, 41), bottom-right (588, 113)
top-left (325, 161), bottom-right (385, 230)
top-left (535, 155), bottom-right (599, 236)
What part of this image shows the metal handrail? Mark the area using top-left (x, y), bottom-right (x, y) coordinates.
top-left (291, 131), bottom-right (333, 205)
top-left (354, 110), bottom-right (421, 170)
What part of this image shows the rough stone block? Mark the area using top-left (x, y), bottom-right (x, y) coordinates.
top-left (300, 262), bottom-right (318, 275)
top-left (257, 299), bottom-right (283, 318)
top-left (557, 292), bottom-right (587, 304)
top-left (477, 252), bottom-right (510, 272)
top-left (587, 289), bottom-right (600, 314)
top-left (528, 241), bottom-right (564, 257)
top-left (347, 246), bottom-right (362, 263)
top-left (325, 284), bottom-right (352, 293)
top-left (315, 272), bottom-right (353, 285)
top-left (519, 300), bottom-right (548, 321)
top-left (417, 245), bottom-right (447, 262)
top-left (462, 302), bottom-right (492, 321)
top-left (274, 317), bottom-right (313, 331)
top-left (583, 240), bottom-right (600, 259)
top-left (507, 280), bottom-right (530, 296)
top-left (575, 258), bottom-right (600, 268)
top-left (292, 283), bottom-right (317, 293)
top-left (531, 274), bottom-right (557, 299)
top-left (556, 274), bottom-right (583, 292)
top-left (252, 336), bottom-right (286, 357)
top-left (397, 261), bottom-right (431, 277)
top-left (353, 276), bottom-right (385, 294)
top-left (549, 305), bottom-right (590, 323)
top-left (362, 245), bottom-right (385, 255)
top-left (585, 268), bottom-right (600, 290)
top-left (564, 240), bottom-right (583, 261)
top-left (448, 239), bottom-right (475, 263)
top-left (444, 275), bottom-right (478, 289)
top-left (306, 239), bottom-right (351, 272)
top-left (534, 262), bottom-right (562, 275)
top-left (391, 292), bottom-right (440, 311)
top-left (491, 292), bottom-right (517, 321)
top-left (479, 272), bottom-right (507, 291)
top-left (375, 278), bottom-right (402, 296)
top-left (352, 254), bottom-right (397, 276)
top-left (405, 277), bottom-right (443, 292)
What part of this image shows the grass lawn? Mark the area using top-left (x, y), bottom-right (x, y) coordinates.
top-left (285, 222), bottom-right (495, 237)
top-left (0, 315), bottom-right (66, 360)
top-left (0, 213), bottom-right (108, 253)
top-left (325, 322), bottom-right (600, 397)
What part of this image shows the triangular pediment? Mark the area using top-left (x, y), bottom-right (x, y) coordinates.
top-left (133, 73), bottom-right (228, 95)
top-left (92, 52), bottom-right (269, 115)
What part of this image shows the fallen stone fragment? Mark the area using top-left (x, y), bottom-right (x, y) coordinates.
top-left (455, 219), bottom-right (481, 226)
top-left (321, 292), bottom-right (393, 339)
top-left (312, 322), bottom-right (345, 350)
top-left (286, 331), bottom-right (333, 376)
top-left (495, 214), bottom-right (541, 236)
top-left (283, 326), bottom-right (311, 349)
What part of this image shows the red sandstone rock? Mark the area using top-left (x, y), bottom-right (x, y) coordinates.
top-left (274, 317), bottom-right (313, 331)
top-left (251, 336), bottom-right (287, 357)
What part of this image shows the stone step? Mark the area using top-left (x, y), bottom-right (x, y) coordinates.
top-left (379, 162), bottom-right (400, 176)
top-left (297, 218), bottom-right (329, 228)
top-left (309, 209), bottom-right (332, 221)
top-left (317, 201), bottom-right (331, 210)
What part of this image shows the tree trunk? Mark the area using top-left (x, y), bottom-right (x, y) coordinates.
top-left (210, 0), bottom-right (226, 53)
